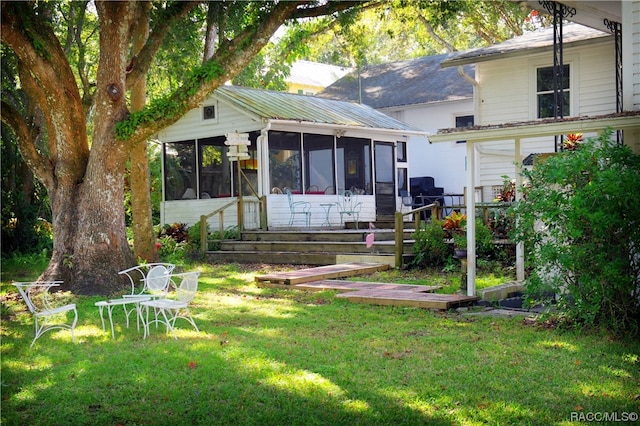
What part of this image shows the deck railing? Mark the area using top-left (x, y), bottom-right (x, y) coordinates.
top-left (394, 202), bottom-right (513, 268)
top-left (199, 197), bottom-right (266, 254)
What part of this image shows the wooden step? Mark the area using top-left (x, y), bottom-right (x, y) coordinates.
top-left (289, 280), bottom-right (442, 293)
top-left (254, 262), bottom-right (390, 285)
top-left (240, 229), bottom-right (413, 242)
top-left (219, 239), bottom-right (413, 255)
top-left (336, 290), bottom-right (479, 310)
top-left (206, 251), bottom-right (413, 267)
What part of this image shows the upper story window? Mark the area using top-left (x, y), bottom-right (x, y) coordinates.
top-left (397, 141), bottom-right (407, 162)
top-left (202, 104), bottom-right (217, 121)
top-left (455, 114), bottom-right (474, 144)
top-left (537, 65), bottom-right (570, 118)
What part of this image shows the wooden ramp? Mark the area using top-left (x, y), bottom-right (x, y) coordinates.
top-left (293, 280), bottom-right (442, 294)
top-left (336, 290), bottom-right (478, 310)
top-left (255, 262), bottom-right (390, 286)
top-left (255, 262), bottom-right (477, 310)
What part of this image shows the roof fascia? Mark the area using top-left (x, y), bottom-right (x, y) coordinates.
top-left (428, 114), bottom-right (640, 144)
top-left (441, 33), bottom-right (610, 68)
top-left (269, 119), bottom-right (428, 139)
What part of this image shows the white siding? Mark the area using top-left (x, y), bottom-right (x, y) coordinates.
top-left (475, 38), bottom-right (616, 187)
top-left (634, 1), bottom-right (640, 110)
top-left (158, 97), bottom-right (263, 143)
top-left (266, 194), bottom-right (376, 229)
top-left (161, 198), bottom-right (261, 231)
top-left (383, 99), bottom-right (474, 194)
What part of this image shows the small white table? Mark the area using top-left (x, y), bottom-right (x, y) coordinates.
top-left (95, 296), bottom-right (151, 339)
top-left (320, 203), bottom-right (334, 227)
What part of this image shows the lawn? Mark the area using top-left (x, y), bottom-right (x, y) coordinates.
top-left (1, 261), bottom-right (639, 425)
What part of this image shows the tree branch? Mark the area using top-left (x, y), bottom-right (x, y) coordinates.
top-left (1, 101), bottom-right (54, 190)
top-left (126, 1), bottom-right (200, 89)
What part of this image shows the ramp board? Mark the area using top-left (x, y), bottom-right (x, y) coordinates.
top-left (293, 280), bottom-right (442, 293)
top-left (336, 290), bottom-right (478, 310)
top-left (255, 262), bottom-right (389, 286)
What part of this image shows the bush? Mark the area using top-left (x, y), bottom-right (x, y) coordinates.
top-left (411, 220), bottom-right (449, 267)
top-left (511, 130), bottom-right (640, 334)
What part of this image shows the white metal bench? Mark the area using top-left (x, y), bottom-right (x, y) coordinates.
top-left (13, 281), bottom-right (78, 347)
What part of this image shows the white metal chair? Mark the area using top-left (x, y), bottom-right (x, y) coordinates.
top-left (139, 271), bottom-right (201, 339)
top-left (95, 263), bottom-right (174, 339)
top-left (119, 263), bottom-right (175, 298)
top-left (336, 190), bottom-right (362, 229)
top-left (13, 281), bottom-right (78, 347)
top-left (285, 188), bottom-right (311, 228)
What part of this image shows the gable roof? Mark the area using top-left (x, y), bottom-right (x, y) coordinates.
top-left (213, 85), bottom-right (425, 134)
top-left (317, 54), bottom-right (474, 109)
top-left (441, 23), bottom-right (610, 68)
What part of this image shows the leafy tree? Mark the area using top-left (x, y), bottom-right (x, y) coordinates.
top-left (1, 1), bottom-right (362, 295)
top-left (511, 131), bottom-right (640, 334)
top-left (297, 0), bottom-right (532, 68)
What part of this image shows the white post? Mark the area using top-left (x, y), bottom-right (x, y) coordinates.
top-left (466, 141), bottom-right (476, 297)
top-left (514, 137), bottom-right (525, 282)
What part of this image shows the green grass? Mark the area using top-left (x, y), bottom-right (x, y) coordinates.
top-left (2, 262), bottom-right (639, 425)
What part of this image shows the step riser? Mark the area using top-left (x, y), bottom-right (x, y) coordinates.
top-left (219, 241), bottom-right (413, 254)
top-left (206, 251), bottom-right (414, 266)
top-left (241, 231), bottom-right (413, 242)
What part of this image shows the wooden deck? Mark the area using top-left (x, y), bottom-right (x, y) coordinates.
top-left (255, 263), bottom-right (478, 310)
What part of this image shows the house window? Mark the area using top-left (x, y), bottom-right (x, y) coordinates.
top-left (455, 115), bottom-right (474, 144)
top-left (397, 141), bottom-right (407, 162)
top-left (202, 104), bottom-right (216, 121)
top-left (397, 168), bottom-right (408, 196)
top-left (304, 133), bottom-right (335, 193)
top-left (537, 65), bottom-right (570, 118)
top-left (336, 137), bottom-right (372, 195)
top-left (164, 140), bottom-right (196, 201)
top-left (198, 136), bottom-right (231, 198)
top-left (269, 131), bottom-right (302, 193)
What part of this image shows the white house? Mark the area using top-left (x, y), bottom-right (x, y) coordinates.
top-left (319, 54), bottom-right (475, 195)
top-left (157, 85), bottom-right (427, 231)
top-left (429, 0), bottom-right (640, 295)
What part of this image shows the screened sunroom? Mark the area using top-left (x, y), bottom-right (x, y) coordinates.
top-left (157, 85), bottom-right (426, 231)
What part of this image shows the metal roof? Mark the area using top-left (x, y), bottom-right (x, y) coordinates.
top-left (318, 54), bottom-right (474, 109)
top-left (441, 23), bottom-right (610, 68)
top-left (213, 85), bottom-right (425, 134)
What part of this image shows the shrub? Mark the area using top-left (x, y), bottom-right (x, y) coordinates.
top-left (511, 130), bottom-right (640, 334)
top-left (411, 220), bottom-right (449, 267)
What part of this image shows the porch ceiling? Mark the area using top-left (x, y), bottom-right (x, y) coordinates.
top-left (524, 1), bottom-right (621, 33)
top-left (428, 112), bottom-right (640, 144)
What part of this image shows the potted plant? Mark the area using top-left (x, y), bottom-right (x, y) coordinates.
top-left (443, 211), bottom-right (467, 258)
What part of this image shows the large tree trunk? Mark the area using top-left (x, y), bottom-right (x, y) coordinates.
top-left (129, 2), bottom-right (157, 263)
top-left (41, 1), bottom-right (138, 295)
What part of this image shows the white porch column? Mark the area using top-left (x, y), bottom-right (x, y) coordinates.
top-left (514, 137), bottom-right (525, 282)
top-left (466, 141), bottom-right (476, 296)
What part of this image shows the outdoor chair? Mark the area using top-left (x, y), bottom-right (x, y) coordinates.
top-left (13, 281), bottom-right (78, 347)
top-left (285, 188), bottom-right (311, 228)
top-left (336, 190), bottom-right (362, 229)
top-left (139, 271), bottom-right (201, 339)
top-left (400, 190), bottom-right (427, 220)
top-left (95, 263), bottom-right (174, 339)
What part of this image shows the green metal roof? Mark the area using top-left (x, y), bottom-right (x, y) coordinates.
top-left (213, 85), bottom-right (425, 135)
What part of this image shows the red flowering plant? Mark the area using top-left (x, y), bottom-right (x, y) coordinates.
top-left (563, 133), bottom-right (583, 151)
top-left (443, 211), bottom-right (467, 248)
